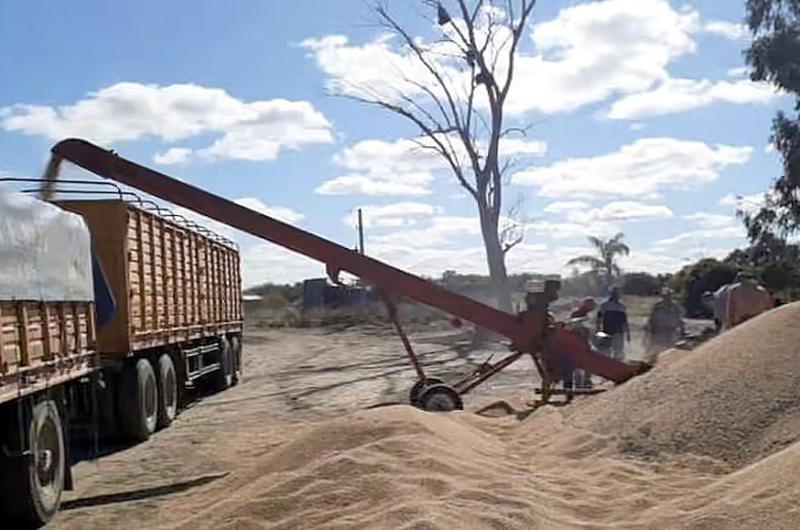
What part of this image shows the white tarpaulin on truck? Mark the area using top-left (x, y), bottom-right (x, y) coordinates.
top-left (0, 185), bottom-right (93, 301)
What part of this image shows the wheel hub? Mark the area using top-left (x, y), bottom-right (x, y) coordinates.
top-left (38, 449), bottom-right (53, 474)
top-left (427, 394), bottom-right (456, 411)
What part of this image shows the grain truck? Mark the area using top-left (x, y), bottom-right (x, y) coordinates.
top-left (0, 181), bottom-right (243, 527)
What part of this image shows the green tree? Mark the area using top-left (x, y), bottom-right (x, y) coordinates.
top-left (669, 258), bottom-right (738, 317)
top-left (761, 259), bottom-right (799, 292)
top-left (566, 233), bottom-right (630, 290)
top-left (622, 272), bottom-right (661, 296)
top-left (742, 0), bottom-right (800, 239)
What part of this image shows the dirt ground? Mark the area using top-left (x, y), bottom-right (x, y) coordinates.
top-left (53, 325), bottom-right (517, 529)
top-left (53, 303), bottom-right (707, 529)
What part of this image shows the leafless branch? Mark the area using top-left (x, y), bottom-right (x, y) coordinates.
top-left (500, 193), bottom-right (527, 254)
top-left (376, 5), bottom-right (465, 129)
top-left (500, 0), bottom-right (536, 102)
top-left (342, 90), bottom-right (479, 199)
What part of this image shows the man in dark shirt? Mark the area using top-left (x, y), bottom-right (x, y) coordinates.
top-left (596, 287), bottom-right (630, 361)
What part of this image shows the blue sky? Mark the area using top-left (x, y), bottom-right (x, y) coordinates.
top-left (0, 0), bottom-right (789, 286)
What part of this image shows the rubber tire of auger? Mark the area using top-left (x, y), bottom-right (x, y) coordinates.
top-left (1, 399), bottom-right (66, 528)
top-left (119, 358), bottom-right (159, 442)
top-left (229, 334), bottom-right (242, 385)
top-left (418, 384), bottom-right (464, 412)
top-left (409, 377), bottom-right (444, 407)
top-left (214, 337), bottom-right (233, 391)
top-left (156, 353), bottom-right (178, 429)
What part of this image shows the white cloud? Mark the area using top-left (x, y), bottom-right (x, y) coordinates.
top-left (620, 250), bottom-right (690, 274)
top-left (543, 201), bottom-right (590, 214)
top-left (514, 0), bottom-right (698, 114)
top-left (303, 0), bottom-right (700, 116)
top-left (368, 240), bottom-right (599, 280)
top-left (513, 137), bottom-right (752, 199)
top-left (702, 21), bottom-right (748, 40)
top-left (573, 201), bottom-right (673, 223)
top-left (685, 212), bottom-right (736, 229)
top-left (368, 243), bottom-right (488, 278)
top-left (0, 82), bottom-right (333, 161)
top-left (727, 66), bottom-right (748, 78)
top-left (315, 175), bottom-right (432, 196)
top-left (318, 137), bottom-right (441, 197)
top-left (606, 78), bottom-right (778, 120)
top-left (241, 243), bottom-right (324, 286)
top-left (342, 202), bottom-right (440, 228)
top-left (499, 138), bottom-right (548, 157)
top-left (332, 137), bottom-right (443, 174)
top-left (317, 135), bottom-right (546, 197)
top-left (544, 200), bottom-right (672, 227)
top-left (235, 197), bottom-right (304, 225)
top-left (301, 1), bottom-right (772, 125)
top-left (719, 191), bottom-right (771, 215)
top-left (527, 219), bottom-right (621, 240)
top-left (370, 215), bottom-right (480, 247)
top-left (653, 226), bottom-right (745, 247)
top-left (154, 147), bottom-right (191, 165)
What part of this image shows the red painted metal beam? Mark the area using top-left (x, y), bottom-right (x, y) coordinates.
top-left (51, 139), bottom-right (527, 344)
top-left (50, 138), bottom-right (645, 384)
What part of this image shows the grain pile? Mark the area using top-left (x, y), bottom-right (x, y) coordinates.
top-left (568, 301), bottom-right (800, 467)
top-left (173, 303), bottom-right (800, 530)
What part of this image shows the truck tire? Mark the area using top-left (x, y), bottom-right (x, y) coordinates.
top-left (2, 399), bottom-right (66, 527)
top-left (229, 334), bottom-right (242, 385)
top-left (119, 358), bottom-right (158, 442)
top-left (214, 338), bottom-right (233, 391)
top-left (156, 353), bottom-right (178, 429)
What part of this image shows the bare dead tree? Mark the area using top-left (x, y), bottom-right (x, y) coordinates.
top-left (341, 0), bottom-right (537, 312)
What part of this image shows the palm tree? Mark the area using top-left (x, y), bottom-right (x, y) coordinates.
top-left (566, 233), bottom-right (630, 290)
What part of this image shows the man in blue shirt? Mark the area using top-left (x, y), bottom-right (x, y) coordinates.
top-left (596, 286), bottom-right (630, 361)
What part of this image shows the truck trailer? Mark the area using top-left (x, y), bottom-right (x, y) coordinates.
top-left (0, 182), bottom-right (243, 527)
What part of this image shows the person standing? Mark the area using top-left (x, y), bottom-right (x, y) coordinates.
top-left (596, 287), bottom-right (630, 361)
top-left (645, 288), bottom-right (685, 354)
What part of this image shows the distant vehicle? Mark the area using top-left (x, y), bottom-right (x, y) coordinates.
top-left (301, 277), bottom-right (374, 311)
top-left (0, 182), bottom-right (243, 527)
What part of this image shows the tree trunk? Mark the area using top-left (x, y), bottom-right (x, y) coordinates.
top-left (479, 210), bottom-right (513, 313)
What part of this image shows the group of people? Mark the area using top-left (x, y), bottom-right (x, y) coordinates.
top-left (529, 274), bottom-right (776, 393)
top-left (591, 272), bottom-right (775, 363)
top-left (591, 286), bottom-right (681, 361)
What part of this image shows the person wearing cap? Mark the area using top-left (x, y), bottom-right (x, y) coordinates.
top-left (645, 288), bottom-right (684, 354)
top-left (725, 272), bottom-right (773, 328)
top-left (596, 286), bottom-right (630, 361)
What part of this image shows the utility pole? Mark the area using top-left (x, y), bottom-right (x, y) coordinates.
top-left (357, 208), bottom-right (365, 255)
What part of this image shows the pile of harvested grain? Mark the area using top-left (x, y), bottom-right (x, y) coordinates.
top-left (642, 441), bottom-right (800, 529)
top-left (171, 304), bottom-right (800, 530)
top-left (568, 302), bottom-right (800, 468)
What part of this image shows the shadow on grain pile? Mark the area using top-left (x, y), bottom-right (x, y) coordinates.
top-left (174, 303), bottom-right (800, 530)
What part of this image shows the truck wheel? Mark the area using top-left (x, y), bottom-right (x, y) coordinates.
top-left (119, 358), bottom-right (158, 441)
top-left (3, 399), bottom-right (66, 527)
top-left (229, 335), bottom-right (242, 385)
top-left (214, 338), bottom-right (233, 391)
top-left (156, 354), bottom-right (178, 429)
